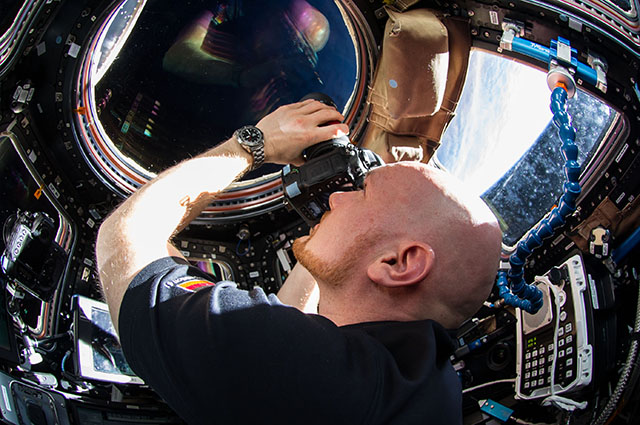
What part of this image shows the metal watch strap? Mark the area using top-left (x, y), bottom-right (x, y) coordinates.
top-left (250, 145), bottom-right (265, 170)
top-left (235, 126), bottom-right (265, 170)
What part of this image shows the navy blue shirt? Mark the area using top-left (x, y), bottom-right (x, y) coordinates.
top-left (119, 257), bottom-right (462, 424)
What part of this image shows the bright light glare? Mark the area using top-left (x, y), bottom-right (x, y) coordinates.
top-left (437, 51), bottom-right (551, 196)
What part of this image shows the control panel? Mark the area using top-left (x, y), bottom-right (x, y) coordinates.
top-left (516, 254), bottom-right (593, 399)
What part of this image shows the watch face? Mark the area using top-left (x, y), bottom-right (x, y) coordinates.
top-left (239, 127), bottom-right (263, 147)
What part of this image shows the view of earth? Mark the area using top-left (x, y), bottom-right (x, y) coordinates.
top-left (437, 50), bottom-right (616, 245)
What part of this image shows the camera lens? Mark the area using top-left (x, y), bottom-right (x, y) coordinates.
top-left (300, 92), bottom-right (337, 109)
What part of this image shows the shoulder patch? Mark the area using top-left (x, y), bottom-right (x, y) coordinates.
top-left (170, 276), bottom-right (216, 292)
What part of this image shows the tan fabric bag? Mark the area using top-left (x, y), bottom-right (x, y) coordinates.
top-left (360, 7), bottom-right (471, 163)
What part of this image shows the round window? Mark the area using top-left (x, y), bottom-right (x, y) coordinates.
top-left (75, 0), bottom-right (374, 217)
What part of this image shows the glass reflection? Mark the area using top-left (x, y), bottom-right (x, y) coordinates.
top-left (94, 0), bottom-right (358, 177)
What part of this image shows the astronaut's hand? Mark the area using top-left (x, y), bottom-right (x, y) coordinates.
top-left (257, 99), bottom-right (349, 166)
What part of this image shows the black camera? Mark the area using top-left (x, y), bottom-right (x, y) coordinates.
top-left (281, 93), bottom-right (384, 226)
top-left (1, 210), bottom-right (65, 301)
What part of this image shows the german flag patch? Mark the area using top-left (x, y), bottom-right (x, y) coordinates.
top-left (176, 279), bottom-right (216, 292)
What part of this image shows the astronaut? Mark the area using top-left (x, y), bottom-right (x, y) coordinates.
top-left (96, 98), bottom-right (501, 424)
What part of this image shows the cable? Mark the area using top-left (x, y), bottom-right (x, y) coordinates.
top-left (512, 417), bottom-right (555, 425)
top-left (539, 278), bottom-right (588, 412)
top-left (592, 271), bottom-right (640, 424)
top-left (611, 226), bottom-right (640, 265)
top-left (236, 237), bottom-right (251, 256)
top-left (60, 350), bottom-right (71, 374)
top-left (463, 378), bottom-right (516, 394)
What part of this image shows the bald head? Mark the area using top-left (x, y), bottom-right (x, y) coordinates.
top-left (367, 163), bottom-right (503, 327)
top-left (292, 162), bottom-right (502, 328)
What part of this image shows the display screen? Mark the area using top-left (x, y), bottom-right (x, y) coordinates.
top-left (90, 307), bottom-right (136, 377)
top-left (75, 295), bottom-right (143, 384)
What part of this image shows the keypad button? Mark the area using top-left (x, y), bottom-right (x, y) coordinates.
top-left (532, 350), bottom-right (538, 357)
top-left (565, 323), bottom-right (573, 333)
top-left (566, 370), bottom-right (573, 378)
top-left (538, 378), bottom-right (544, 386)
top-left (540, 347), bottom-right (546, 355)
top-left (538, 368), bottom-right (544, 376)
top-left (560, 310), bottom-right (568, 321)
top-left (532, 360), bottom-right (538, 367)
top-left (566, 347), bottom-right (574, 355)
top-left (524, 382), bottom-right (530, 389)
top-left (525, 372), bottom-right (530, 379)
top-left (526, 361), bottom-right (531, 369)
top-left (526, 352), bottom-right (531, 360)
top-left (566, 358), bottom-right (573, 366)
top-left (559, 339), bottom-right (565, 347)
top-left (566, 335), bottom-right (573, 344)
top-left (548, 343), bottom-right (554, 351)
top-left (548, 355), bottom-right (554, 363)
top-left (559, 327), bottom-right (565, 337)
top-left (559, 350), bottom-right (565, 357)
top-left (540, 357), bottom-right (546, 365)
top-left (532, 370), bottom-right (538, 377)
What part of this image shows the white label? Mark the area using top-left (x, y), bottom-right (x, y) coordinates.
top-left (13, 86), bottom-right (22, 101)
top-left (588, 275), bottom-right (599, 309)
top-left (48, 183), bottom-right (60, 198)
top-left (489, 10), bottom-right (499, 26)
top-left (568, 18), bottom-right (582, 32)
top-left (1, 385), bottom-right (11, 412)
top-left (28, 150), bottom-right (37, 163)
top-left (68, 42), bottom-right (81, 58)
top-left (36, 42), bottom-right (46, 56)
top-left (17, 88), bottom-right (28, 103)
top-left (615, 144), bottom-right (628, 163)
top-left (249, 271), bottom-right (260, 279)
top-left (276, 248), bottom-right (292, 273)
top-left (552, 234), bottom-right (565, 246)
top-left (558, 42), bottom-right (572, 63)
top-left (616, 192), bottom-right (626, 204)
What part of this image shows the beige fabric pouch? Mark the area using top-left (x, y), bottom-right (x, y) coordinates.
top-left (360, 7), bottom-right (471, 163)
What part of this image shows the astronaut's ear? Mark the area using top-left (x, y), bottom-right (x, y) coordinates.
top-left (367, 242), bottom-right (435, 288)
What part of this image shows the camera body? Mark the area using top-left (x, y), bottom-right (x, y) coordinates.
top-left (1, 211), bottom-right (65, 301)
top-left (281, 131), bottom-right (384, 227)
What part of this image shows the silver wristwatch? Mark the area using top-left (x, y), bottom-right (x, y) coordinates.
top-left (234, 125), bottom-right (265, 170)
